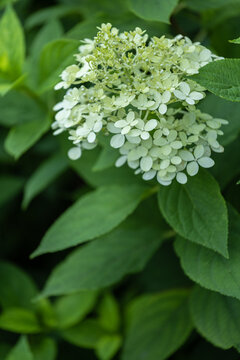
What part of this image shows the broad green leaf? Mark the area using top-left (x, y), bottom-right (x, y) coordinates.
top-left (30, 337), bottom-right (57, 360)
top-left (66, 14), bottom-right (106, 40)
top-left (5, 337), bottom-right (33, 360)
top-left (127, 0), bottom-right (179, 24)
top-left (0, 0), bottom-right (18, 8)
top-left (211, 138), bottom-right (240, 189)
top-left (199, 93), bottom-right (240, 146)
top-left (0, 91), bottom-right (44, 127)
top-left (4, 117), bottom-right (50, 159)
top-left (98, 293), bottom-right (120, 332)
top-left (38, 200), bottom-right (166, 296)
top-left (158, 169), bottom-right (228, 257)
top-left (192, 59), bottom-right (240, 102)
top-left (61, 319), bottom-right (108, 349)
top-left (38, 39), bottom-right (78, 93)
top-left (122, 289), bottom-right (193, 360)
top-left (31, 184), bottom-right (147, 257)
top-left (93, 147), bottom-right (119, 172)
top-left (26, 5), bottom-right (82, 29)
top-left (186, 0), bottom-right (240, 11)
top-left (0, 308), bottom-right (42, 334)
top-left (22, 154), bottom-right (68, 208)
top-left (0, 6), bottom-right (25, 78)
top-left (190, 286), bottom-right (240, 349)
top-left (0, 261), bottom-right (38, 309)
top-left (30, 20), bottom-right (63, 60)
top-left (174, 206), bottom-right (240, 300)
top-left (0, 343), bottom-right (11, 358)
top-left (96, 335), bottom-right (122, 360)
top-left (0, 74), bottom-right (25, 97)
top-left (54, 291), bottom-right (98, 329)
top-left (0, 176), bottom-right (23, 207)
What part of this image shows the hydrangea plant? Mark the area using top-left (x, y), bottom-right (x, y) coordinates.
top-left (53, 23), bottom-right (227, 185)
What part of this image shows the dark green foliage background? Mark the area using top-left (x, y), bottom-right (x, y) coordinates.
top-left (0, 0), bottom-right (240, 359)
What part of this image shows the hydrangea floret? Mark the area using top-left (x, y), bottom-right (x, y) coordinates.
top-left (53, 23), bottom-right (228, 185)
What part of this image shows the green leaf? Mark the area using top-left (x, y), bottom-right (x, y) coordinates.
top-left (38, 39), bottom-right (79, 93)
top-left (22, 154), bottom-right (68, 208)
top-left (0, 74), bottom-right (25, 97)
top-left (4, 117), bottom-right (50, 159)
top-left (31, 184), bottom-right (147, 257)
top-left (5, 337), bottom-right (33, 360)
top-left (127, 0), bottom-right (179, 24)
top-left (38, 200), bottom-right (166, 296)
top-left (30, 337), bottom-right (57, 360)
top-left (122, 289), bottom-right (193, 360)
top-left (190, 286), bottom-right (240, 349)
top-left (0, 6), bottom-right (25, 78)
top-left (54, 291), bottom-right (98, 329)
top-left (192, 59), bottom-right (240, 102)
top-left (0, 175), bottom-right (23, 207)
top-left (0, 91), bottom-right (45, 127)
top-left (199, 93), bottom-right (240, 146)
top-left (174, 206), bottom-right (240, 300)
top-left (185, 0), bottom-right (240, 11)
top-left (61, 319), bottom-right (108, 349)
top-left (93, 147), bottom-right (119, 172)
top-left (0, 261), bottom-right (38, 310)
top-left (96, 335), bottom-right (122, 360)
top-left (98, 293), bottom-right (120, 332)
top-left (158, 169), bottom-right (228, 257)
top-left (0, 308), bottom-right (42, 334)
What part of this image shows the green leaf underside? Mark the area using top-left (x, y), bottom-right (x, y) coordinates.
top-left (31, 184), bottom-right (147, 258)
top-left (190, 286), bottom-right (240, 349)
top-left (128, 0), bottom-right (179, 24)
top-left (5, 336), bottom-right (33, 360)
top-left (39, 202), bottom-right (166, 296)
top-left (0, 308), bottom-right (42, 334)
top-left (122, 289), bottom-right (193, 360)
top-left (158, 169), bottom-right (228, 257)
top-left (96, 335), bottom-right (122, 360)
top-left (192, 59), bottom-right (240, 102)
top-left (22, 154), bottom-right (68, 208)
top-left (4, 117), bottom-right (50, 159)
top-left (174, 206), bottom-right (240, 300)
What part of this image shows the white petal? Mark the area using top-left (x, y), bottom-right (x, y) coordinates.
top-left (110, 134), bottom-right (125, 148)
top-left (171, 156), bottom-right (182, 165)
top-left (176, 172), bottom-right (188, 184)
top-left (186, 161), bottom-right (199, 176)
top-left (171, 141), bottom-right (182, 149)
top-left (186, 97), bottom-right (195, 105)
top-left (160, 159), bottom-right (170, 169)
top-left (179, 150), bottom-right (194, 161)
top-left (174, 90), bottom-right (186, 100)
top-left (127, 111), bottom-right (135, 122)
top-left (179, 82), bottom-right (190, 95)
top-left (157, 176), bottom-right (172, 186)
top-left (190, 91), bottom-right (204, 100)
top-left (68, 147), bottom-right (82, 160)
top-left (115, 156), bottom-right (127, 167)
top-left (87, 132), bottom-right (96, 143)
top-left (200, 49), bottom-right (212, 62)
top-left (128, 160), bottom-right (139, 169)
top-left (144, 119), bottom-right (158, 131)
top-left (115, 120), bottom-right (128, 128)
top-left (140, 156), bottom-right (153, 172)
top-left (198, 157), bottom-right (215, 168)
top-left (162, 90), bottom-right (171, 103)
top-left (121, 125), bottom-right (131, 135)
top-left (141, 131), bottom-right (150, 140)
top-left (159, 103), bottom-right (167, 114)
top-left (142, 170), bottom-right (156, 180)
top-left (107, 123), bottom-right (121, 134)
top-left (194, 145), bottom-right (204, 159)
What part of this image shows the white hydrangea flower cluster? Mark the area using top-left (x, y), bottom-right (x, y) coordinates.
top-left (53, 23), bottom-right (228, 185)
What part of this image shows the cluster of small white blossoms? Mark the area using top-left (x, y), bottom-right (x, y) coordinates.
top-left (53, 23), bottom-right (228, 185)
